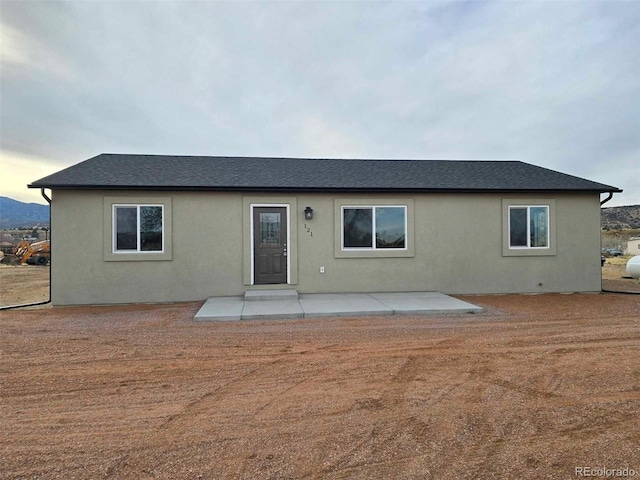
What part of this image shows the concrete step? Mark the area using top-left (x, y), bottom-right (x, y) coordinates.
top-left (244, 289), bottom-right (299, 302)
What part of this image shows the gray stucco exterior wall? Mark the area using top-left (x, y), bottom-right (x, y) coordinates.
top-left (50, 190), bottom-right (602, 305)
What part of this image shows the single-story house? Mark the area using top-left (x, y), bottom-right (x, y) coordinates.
top-left (628, 237), bottom-right (640, 255)
top-left (29, 154), bottom-right (621, 305)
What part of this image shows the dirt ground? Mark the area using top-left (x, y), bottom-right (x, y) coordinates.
top-left (602, 256), bottom-right (640, 293)
top-left (2, 291), bottom-right (639, 479)
top-left (0, 265), bottom-right (49, 307)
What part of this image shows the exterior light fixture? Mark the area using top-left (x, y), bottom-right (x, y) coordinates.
top-left (304, 206), bottom-right (314, 220)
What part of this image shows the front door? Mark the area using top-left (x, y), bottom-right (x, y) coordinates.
top-left (253, 207), bottom-right (287, 284)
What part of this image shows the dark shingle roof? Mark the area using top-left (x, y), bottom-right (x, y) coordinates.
top-left (29, 154), bottom-right (621, 193)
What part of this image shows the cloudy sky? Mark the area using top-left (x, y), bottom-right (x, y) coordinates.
top-left (1, 0), bottom-right (638, 206)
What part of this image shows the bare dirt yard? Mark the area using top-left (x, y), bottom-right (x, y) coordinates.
top-left (602, 256), bottom-right (640, 293)
top-left (0, 265), bottom-right (49, 307)
top-left (1, 290), bottom-right (639, 479)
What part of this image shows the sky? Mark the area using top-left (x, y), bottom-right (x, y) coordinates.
top-left (1, 0), bottom-right (638, 207)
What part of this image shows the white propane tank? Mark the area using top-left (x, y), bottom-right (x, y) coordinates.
top-left (627, 256), bottom-right (640, 279)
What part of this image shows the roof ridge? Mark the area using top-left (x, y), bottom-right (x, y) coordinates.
top-left (96, 153), bottom-right (524, 163)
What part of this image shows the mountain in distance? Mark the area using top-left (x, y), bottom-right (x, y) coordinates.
top-left (601, 204), bottom-right (640, 230)
top-left (0, 196), bottom-right (50, 228)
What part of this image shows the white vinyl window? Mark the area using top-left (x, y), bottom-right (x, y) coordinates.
top-left (508, 205), bottom-right (549, 249)
top-left (113, 205), bottom-right (164, 253)
top-left (342, 206), bottom-right (407, 250)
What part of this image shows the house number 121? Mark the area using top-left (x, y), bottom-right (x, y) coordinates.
top-left (304, 224), bottom-right (313, 237)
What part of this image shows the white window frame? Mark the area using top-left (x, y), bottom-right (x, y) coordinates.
top-left (112, 204), bottom-right (165, 254)
top-left (341, 205), bottom-right (408, 251)
top-left (507, 205), bottom-right (550, 250)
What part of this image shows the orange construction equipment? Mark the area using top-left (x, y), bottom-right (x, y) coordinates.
top-left (13, 240), bottom-right (50, 265)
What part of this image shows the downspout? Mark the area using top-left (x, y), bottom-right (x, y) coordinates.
top-left (600, 192), bottom-right (614, 206)
top-left (599, 192), bottom-right (613, 287)
top-left (0, 188), bottom-right (52, 310)
top-left (599, 191), bottom-right (638, 294)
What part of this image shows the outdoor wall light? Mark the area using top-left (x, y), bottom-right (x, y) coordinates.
top-left (304, 206), bottom-right (314, 220)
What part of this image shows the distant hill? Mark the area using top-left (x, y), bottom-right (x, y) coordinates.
top-left (601, 204), bottom-right (640, 230)
top-left (0, 196), bottom-right (50, 228)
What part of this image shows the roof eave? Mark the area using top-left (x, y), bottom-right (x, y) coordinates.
top-left (27, 184), bottom-right (624, 194)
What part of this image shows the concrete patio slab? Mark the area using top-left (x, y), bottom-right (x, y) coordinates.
top-left (241, 299), bottom-right (304, 320)
top-left (193, 292), bottom-right (483, 322)
top-left (370, 292), bottom-right (484, 315)
top-left (194, 296), bottom-right (244, 322)
top-left (298, 293), bottom-right (393, 318)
